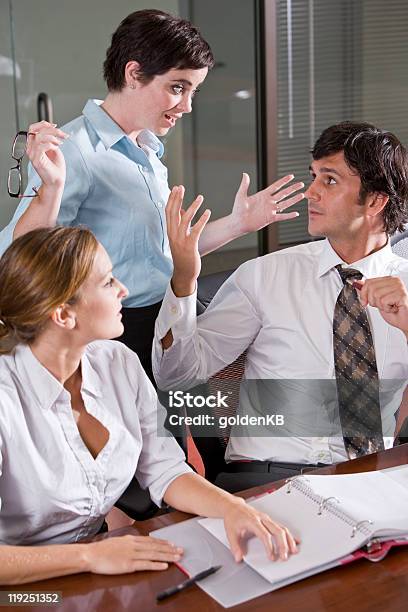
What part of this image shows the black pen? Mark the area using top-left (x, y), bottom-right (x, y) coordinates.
top-left (156, 565), bottom-right (222, 601)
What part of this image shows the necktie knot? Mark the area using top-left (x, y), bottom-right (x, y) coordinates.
top-left (335, 264), bottom-right (362, 285)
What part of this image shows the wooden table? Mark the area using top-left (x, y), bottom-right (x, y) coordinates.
top-left (3, 445), bottom-right (408, 611)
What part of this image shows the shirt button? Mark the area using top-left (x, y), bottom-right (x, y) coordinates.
top-left (142, 166), bottom-right (149, 173)
top-left (170, 305), bottom-right (178, 315)
top-left (157, 201), bottom-right (163, 208)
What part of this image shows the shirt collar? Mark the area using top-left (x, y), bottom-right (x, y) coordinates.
top-left (15, 344), bottom-right (65, 411)
top-left (82, 99), bottom-right (125, 149)
top-left (317, 237), bottom-right (395, 278)
top-left (14, 344), bottom-right (103, 411)
top-left (80, 349), bottom-right (104, 399)
top-left (137, 129), bottom-right (164, 158)
top-left (82, 99), bottom-right (164, 157)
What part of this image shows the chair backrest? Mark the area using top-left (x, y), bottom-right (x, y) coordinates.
top-left (391, 229), bottom-right (408, 258)
top-left (197, 269), bottom-right (235, 314)
top-left (392, 238), bottom-right (408, 259)
top-left (208, 351), bottom-right (247, 448)
top-left (193, 270), bottom-right (247, 480)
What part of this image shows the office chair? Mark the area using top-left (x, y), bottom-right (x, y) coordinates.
top-left (190, 269), bottom-right (248, 482)
top-left (192, 351), bottom-right (247, 482)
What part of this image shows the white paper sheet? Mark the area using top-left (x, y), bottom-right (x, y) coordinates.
top-left (200, 468), bottom-right (408, 586)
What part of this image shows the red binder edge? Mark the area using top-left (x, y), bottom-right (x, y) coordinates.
top-left (340, 539), bottom-right (408, 564)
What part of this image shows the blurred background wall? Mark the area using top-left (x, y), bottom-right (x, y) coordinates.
top-left (1, 0), bottom-right (407, 273)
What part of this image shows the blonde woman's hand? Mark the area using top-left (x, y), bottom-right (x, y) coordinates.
top-left (25, 120), bottom-right (68, 189)
top-left (223, 498), bottom-right (299, 563)
top-left (84, 534), bottom-right (184, 574)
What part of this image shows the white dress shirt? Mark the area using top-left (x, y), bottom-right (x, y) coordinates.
top-left (153, 239), bottom-right (408, 465)
top-left (0, 341), bottom-right (191, 545)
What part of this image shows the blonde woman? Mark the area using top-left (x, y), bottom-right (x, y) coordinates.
top-left (0, 224), bottom-right (298, 585)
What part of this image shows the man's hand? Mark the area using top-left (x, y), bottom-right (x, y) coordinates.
top-left (230, 173), bottom-right (305, 235)
top-left (26, 120), bottom-right (68, 189)
top-left (356, 276), bottom-right (408, 336)
top-left (165, 185), bottom-right (211, 297)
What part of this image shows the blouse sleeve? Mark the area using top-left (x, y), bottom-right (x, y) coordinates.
top-left (123, 347), bottom-right (193, 507)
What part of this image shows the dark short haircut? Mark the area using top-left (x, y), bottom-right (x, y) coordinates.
top-left (103, 9), bottom-right (214, 90)
top-left (312, 122), bottom-right (408, 235)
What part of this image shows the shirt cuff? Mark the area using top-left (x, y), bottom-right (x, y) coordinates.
top-left (156, 281), bottom-right (197, 344)
top-left (149, 461), bottom-right (194, 508)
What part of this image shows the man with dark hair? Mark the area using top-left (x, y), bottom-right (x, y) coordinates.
top-left (153, 121), bottom-right (408, 490)
top-left (311, 121), bottom-right (408, 235)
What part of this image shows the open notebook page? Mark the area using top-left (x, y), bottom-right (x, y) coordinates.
top-left (302, 469), bottom-right (408, 532)
top-left (381, 463), bottom-right (408, 488)
top-left (200, 468), bottom-right (408, 586)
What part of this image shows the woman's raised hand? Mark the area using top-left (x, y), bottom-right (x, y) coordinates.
top-left (26, 120), bottom-right (68, 189)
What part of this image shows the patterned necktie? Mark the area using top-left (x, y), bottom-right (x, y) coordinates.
top-left (333, 264), bottom-right (384, 458)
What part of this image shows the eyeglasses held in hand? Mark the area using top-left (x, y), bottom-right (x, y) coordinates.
top-left (8, 131), bottom-right (39, 198)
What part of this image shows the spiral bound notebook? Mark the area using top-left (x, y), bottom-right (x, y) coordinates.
top-left (199, 466), bottom-right (408, 592)
top-left (152, 466), bottom-right (408, 607)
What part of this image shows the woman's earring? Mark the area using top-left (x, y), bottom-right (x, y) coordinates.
top-left (130, 83), bottom-right (135, 90)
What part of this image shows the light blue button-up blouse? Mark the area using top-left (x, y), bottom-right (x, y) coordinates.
top-left (0, 100), bottom-right (173, 307)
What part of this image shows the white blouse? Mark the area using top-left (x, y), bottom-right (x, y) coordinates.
top-left (0, 340), bottom-right (191, 545)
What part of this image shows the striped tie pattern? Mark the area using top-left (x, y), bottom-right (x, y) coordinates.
top-left (333, 265), bottom-right (384, 459)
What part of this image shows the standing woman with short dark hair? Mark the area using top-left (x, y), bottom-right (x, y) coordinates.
top-left (0, 9), bottom-right (303, 381)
